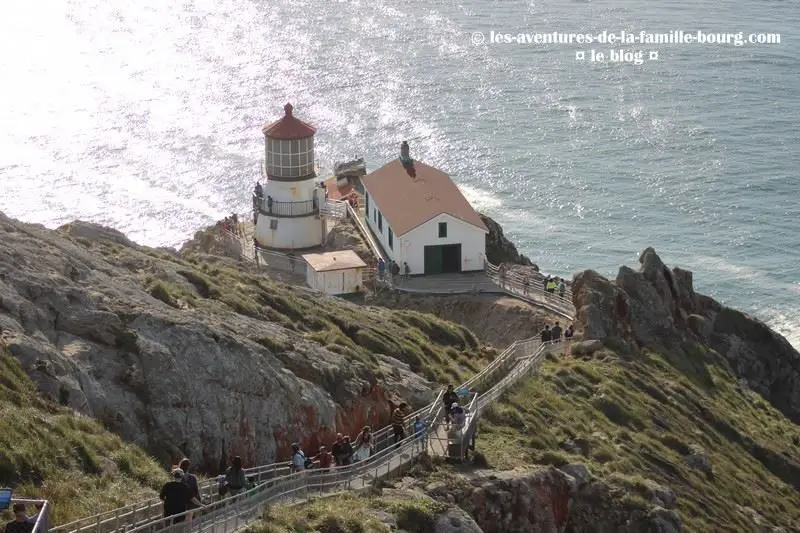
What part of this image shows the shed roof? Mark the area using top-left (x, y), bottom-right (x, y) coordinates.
top-left (302, 250), bottom-right (367, 272)
top-left (262, 103), bottom-right (316, 140)
top-left (324, 176), bottom-right (356, 201)
top-left (361, 159), bottom-right (487, 236)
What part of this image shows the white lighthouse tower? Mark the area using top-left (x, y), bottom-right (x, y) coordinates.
top-left (253, 103), bottom-right (327, 250)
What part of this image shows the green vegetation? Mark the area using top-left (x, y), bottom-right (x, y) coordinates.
top-left (0, 343), bottom-right (167, 525)
top-left (243, 493), bottom-right (450, 533)
top-left (479, 345), bottom-right (800, 532)
top-left (90, 240), bottom-right (494, 384)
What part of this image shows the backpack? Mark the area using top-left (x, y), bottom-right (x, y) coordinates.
top-left (294, 451), bottom-right (314, 469)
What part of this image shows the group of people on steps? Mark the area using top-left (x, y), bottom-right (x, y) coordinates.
top-left (540, 321), bottom-right (574, 342)
top-left (158, 398), bottom-right (433, 522)
top-left (159, 457), bottom-right (254, 524)
top-left (289, 401), bottom-right (427, 473)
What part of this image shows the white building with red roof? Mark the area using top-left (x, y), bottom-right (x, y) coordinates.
top-left (253, 103), bottom-right (328, 249)
top-left (362, 142), bottom-right (488, 275)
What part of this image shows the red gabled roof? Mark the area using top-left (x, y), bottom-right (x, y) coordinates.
top-left (362, 158), bottom-right (488, 236)
top-left (262, 103), bottom-right (316, 140)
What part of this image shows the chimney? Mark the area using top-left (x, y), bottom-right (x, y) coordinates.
top-left (400, 141), bottom-right (411, 164)
top-left (284, 103), bottom-right (293, 116)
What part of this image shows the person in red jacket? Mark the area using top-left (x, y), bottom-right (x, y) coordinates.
top-left (315, 446), bottom-right (333, 471)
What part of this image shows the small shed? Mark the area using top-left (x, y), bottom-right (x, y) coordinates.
top-left (302, 250), bottom-right (368, 295)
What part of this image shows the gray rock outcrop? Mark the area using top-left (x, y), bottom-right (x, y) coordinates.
top-left (571, 247), bottom-right (800, 424)
top-left (435, 506), bottom-right (485, 533)
top-left (479, 213), bottom-right (537, 269)
top-left (415, 466), bottom-right (682, 533)
top-left (0, 212), bottom-right (433, 470)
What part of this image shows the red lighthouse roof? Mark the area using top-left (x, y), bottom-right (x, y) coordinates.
top-left (262, 103), bottom-right (316, 140)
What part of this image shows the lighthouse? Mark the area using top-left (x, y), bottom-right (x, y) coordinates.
top-left (253, 103), bottom-right (327, 250)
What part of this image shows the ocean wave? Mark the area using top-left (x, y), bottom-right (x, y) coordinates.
top-left (457, 184), bottom-right (503, 211)
top-left (692, 255), bottom-right (762, 282)
top-left (765, 310), bottom-right (800, 351)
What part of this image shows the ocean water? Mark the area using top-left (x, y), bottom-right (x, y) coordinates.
top-left (1, 0), bottom-right (798, 347)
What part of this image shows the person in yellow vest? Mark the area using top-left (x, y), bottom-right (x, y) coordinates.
top-left (546, 278), bottom-right (556, 293)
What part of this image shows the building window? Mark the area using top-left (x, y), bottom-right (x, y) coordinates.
top-left (365, 192), bottom-right (369, 218)
top-left (265, 137), bottom-right (316, 178)
top-left (438, 222), bottom-right (447, 238)
top-left (388, 228), bottom-right (393, 249)
top-left (378, 212), bottom-right (383, 233)
top-left (270, 219), bottom-right (278, 230)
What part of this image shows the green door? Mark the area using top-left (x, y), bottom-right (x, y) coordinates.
top-left (424, 245), bottom-right (443, 275)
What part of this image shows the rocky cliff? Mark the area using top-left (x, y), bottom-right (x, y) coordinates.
top-left (462, 248), bottom-right (800, 532)
top-left (572, 247), bottom-right (800, 423)
top-left (408, 464), bottom-right (681, 533)
top-left (0, 213), bottom-right (493, 473)
top-left (479, 213), bottom-right (536, 268)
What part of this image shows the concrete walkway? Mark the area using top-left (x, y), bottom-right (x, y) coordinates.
top-left (393, 272), bottom-right (499, 293)
top-left (390, 272), bottom-right (575, 320)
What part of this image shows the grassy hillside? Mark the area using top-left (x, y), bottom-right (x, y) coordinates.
top-left (480, 344), bottom-right (800, 532)
top-left (243, 493), bottom-right (450, 533)
top-left (0, 343), bottom-right (167, 525)
top-left (83, 239), bottom-right (493, 384)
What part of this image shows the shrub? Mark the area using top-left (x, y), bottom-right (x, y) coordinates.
top-left (147, 282), bottom-right (176, 306)
top-left (177, 269), bottom-right (213, 298)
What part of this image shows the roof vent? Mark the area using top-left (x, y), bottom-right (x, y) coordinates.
top-left (399, 141), bottom-right (412, 165)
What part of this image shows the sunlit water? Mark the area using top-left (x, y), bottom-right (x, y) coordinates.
top-left (1, 0), bottom-right (798, 347)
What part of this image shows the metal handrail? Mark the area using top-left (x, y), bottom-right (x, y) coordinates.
top-left (345, 203), bottom-right (384, 262)
top-left (484, 260), bottom-right (569, 287)
top-left (442, 339), bottom-right (559, 458)
top-left (484, 262), bottom-right (575, 320)
top-left (126, 410), bottom-right (439, 533)
top-left (320, 199), bottom-right (347, 218)
top-left (485, 261), bottom-right (574, 302)
top-left (9, 499), bottom-right (50, 533)
top-left (51, 399), bottom-right (449, 533)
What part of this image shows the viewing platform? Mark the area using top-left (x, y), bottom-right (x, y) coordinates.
top-left (253, 196), bottom-right (319, 218)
